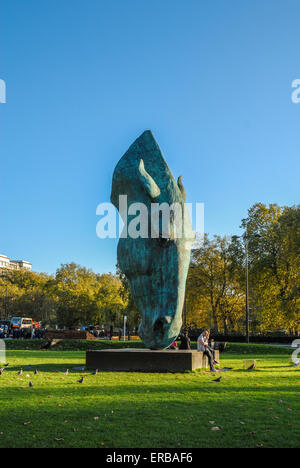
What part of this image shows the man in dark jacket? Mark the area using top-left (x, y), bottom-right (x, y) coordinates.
top-left (179, 331), bottom-right (191, 350)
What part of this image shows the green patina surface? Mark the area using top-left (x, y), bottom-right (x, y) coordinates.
top-left (111, 131), bottom-right (195, 349)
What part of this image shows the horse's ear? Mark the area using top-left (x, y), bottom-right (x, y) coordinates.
top-left (138, 159), bottom-right (161, 199)
top-left (177, 176), bottom-right (186, 201)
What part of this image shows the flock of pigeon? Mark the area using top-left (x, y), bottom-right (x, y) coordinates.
top-left (1, 362), bottom-right (224, 384)
top-left (1, 361), bottom-right (297, 387)
top-left (0, 363), bottom-right (99, 387)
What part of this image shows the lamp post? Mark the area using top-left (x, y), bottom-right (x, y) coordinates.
top-left (232, 233), bottom-right (261, 343)
top-left (0, 274), bottom-right (8, 320)
top-left (123, 315), bottom-right (127, 341)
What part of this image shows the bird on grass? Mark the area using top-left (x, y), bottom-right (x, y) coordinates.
top-left (293, 360), bottom-right (300, 368)
top-left (213, 376), bottom-right (222, 382)
top-left (64, 369), bottom-right (69, 375)
top-left (92, 369), bottom-right (98, 375)
top-left (17, 369), bottom-right (23, 376)
top-left (3, 363), bottom-right (9, 367)
top-left (0, 368), bottom-right (4, 375)
top-left (29, 381), bottom-right (34, 387)
top-left (34, 370), bottom-right (39, 375)
top-left (78, 377), bottom-right (84, 384)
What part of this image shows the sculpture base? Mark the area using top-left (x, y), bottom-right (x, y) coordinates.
top-left (86, 349), bottom-right (220, 373)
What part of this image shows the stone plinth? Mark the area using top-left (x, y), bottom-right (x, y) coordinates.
top-left (86, 349), bottom-right (220, 373)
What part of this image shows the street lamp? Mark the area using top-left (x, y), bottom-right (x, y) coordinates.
top-left (123, 315), bottom-right (127, 341)
top-left (232, 232), bottom-right (261, 343)
top-left (0, 274), bottom-right (8, 320)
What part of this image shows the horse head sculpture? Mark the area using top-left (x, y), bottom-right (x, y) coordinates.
top-left (111, 130), bottom-right (195, 349)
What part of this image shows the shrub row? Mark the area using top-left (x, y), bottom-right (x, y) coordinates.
top-left (3, 339), bottom-right (293, 355)
top-left (189, 332), bottom-right (299, 344)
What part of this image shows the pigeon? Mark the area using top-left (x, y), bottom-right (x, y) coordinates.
top-left (78, 377), bottom-right (84, 384)
top-left (40, 339), bottom-right (54, 350)
top-left (17, 369), bottom-right (23, 375)
top-left (293, 360), bottom-right (300, 367)
top-left (0, 368), bottom-right (4, 375)
top-left (3, 363), bottom-right (9, 367)
top-left (34, 369), bottom-right (39, 375)
top-left (29, 381), bottom-right (34, 387)
top-left (213, 376), bottom-right (222, 382)
top-left (64, 369), bottom-right (69, 375)
top-left (92, 369), bottom-right (98, 375)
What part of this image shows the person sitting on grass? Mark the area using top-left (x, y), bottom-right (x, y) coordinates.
top-left (197, 329), bottom-right (219, 372)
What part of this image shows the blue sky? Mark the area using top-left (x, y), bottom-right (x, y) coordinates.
top-left (0, 0), bottom-right (299, 275)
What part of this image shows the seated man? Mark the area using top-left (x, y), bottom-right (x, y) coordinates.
top-left (197, 329), bottom-right (219, 372)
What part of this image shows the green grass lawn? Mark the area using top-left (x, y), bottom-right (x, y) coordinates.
top-left (0, 344), bottom-right (299, 448)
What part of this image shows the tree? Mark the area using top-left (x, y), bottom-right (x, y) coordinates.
top-left (116, 264), bottom-right (141, 330)
top-left (0, 270), bottom-right (56, 324)
top-left (239, 203), bottom-right (300, 333)
top-left (187, 235), bottom-right (244, 333)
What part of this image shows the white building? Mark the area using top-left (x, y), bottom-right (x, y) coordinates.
top-left (0, 254), bottom-right (32, 271)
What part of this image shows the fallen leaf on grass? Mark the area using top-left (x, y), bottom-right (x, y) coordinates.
top-left (211, 427), bottom-right (220, 431)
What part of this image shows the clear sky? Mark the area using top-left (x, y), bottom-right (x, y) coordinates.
top-left (0, 0), bottom-right (299, 275)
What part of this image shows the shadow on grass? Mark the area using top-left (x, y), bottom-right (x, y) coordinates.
top-left (0, 386), bottom-right (298, 448)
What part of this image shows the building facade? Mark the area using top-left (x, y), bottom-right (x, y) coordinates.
top-left (0, 254), bottom-right (32, 271)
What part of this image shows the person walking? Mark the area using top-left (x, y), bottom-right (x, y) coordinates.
top-left (179, 331), bottom-right (191, 350)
